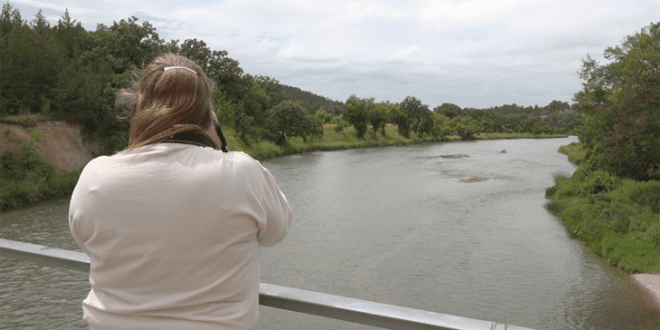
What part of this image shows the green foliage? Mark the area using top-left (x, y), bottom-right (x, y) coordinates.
top-left (624, 180), bottom-right (660, 213)
top-left (592, 232), bottom-right (660, 272)
top-left (364, 101), bottom-right (382, 136)
top-left (334, 120), bottom-right (345, 132)
top-left (546, 164), bottom-right (660, 273)
top-left (0, 129), bottom-right (79, 211)
top-left (266, 100), bottom-right (322, 144)
top-left (342, 95), bottom-right (369, 138)
top-left (575, 22), bottom-right (660, 181)
top-left (400, 96), bottom-right (433, 136)
top-left (434, 103), bottom-right (462, 118)
top-left (431, 112), bottom-right (451, 139)
top-left (558, 142), bottom-right (588, 166)
top-left (315, 109), bottom-right (335, 125)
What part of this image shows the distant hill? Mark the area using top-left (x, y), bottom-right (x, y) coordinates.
top-left (280, 84), bottom-right (344, 115)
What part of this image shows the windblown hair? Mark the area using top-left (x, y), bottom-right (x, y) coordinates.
top-left (116, 53), bottom-right (214, 150)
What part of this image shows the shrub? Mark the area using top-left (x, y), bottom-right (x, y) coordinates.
top-left (595, 232), bottom-right (660, 273)
top-left (334, 120), bottom-right (344, 132)
top-left (572, 168), bottom-right (621, 195)
top-left (625, 180), bottom-right (660, 213)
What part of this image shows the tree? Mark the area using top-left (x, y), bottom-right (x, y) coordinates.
top-left (575, 22), bottom-right (660, 181)
top-left (315, 109), bottom-right (334, 124)
top-left (386, 104), bottom-right (409, 137)
top-left (30, 9), bottom-right (49, 34)
top-left (0, 2), bottom-right (14, 37)
top-left (267, 101), bottom-right (322, 144)
top-left (368, 103), bottom-right (389, 137)
top-left (400, 96), bottom-right (433, 136)
top-left (235, 81), bottom-right (270, 141)
top-left (432, 112), bottom-right (451, 139)
top-left (207, 49), bottom-right (248, 103)
top-left (342, 94), bottom-right (369, 138)
top-left (0, 23), bottom-right (61, 115)
top-left (434, 103), bottom-right (462, 118)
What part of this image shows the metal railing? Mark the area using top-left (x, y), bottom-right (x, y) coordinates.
top-left (0, 238), bottom-right (535, 330)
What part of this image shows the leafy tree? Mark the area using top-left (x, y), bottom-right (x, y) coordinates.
top-left (246, 74), bottom-right (290, 109)
top-left (434, 103), bottom-right (462, 118)
top-left (207, 49), bottom-right (248, 103)
top-left (457, 116), bottom-right (477, 139)
top-left (179, 38), bottom-right (212, 72)
top-left (234, 81), bottom-right (270, 141)
top-left (432, 112), bottom-right (452, 139)
top-left (368, 103), bottom-right (389, 136)
top-left (267, 101), bottom-right (321, 144)
top-left (400, 96), bottom-right (433, 136)
top-left (342, 94), bottom-right (369, 138)
top-left (575, 22), bottom-right (660, 181)
top-left (545, 100), bottom-right (571, 113)
top-left (315, 109), bottom-right (334, 124)
top-left (387, 104), bottom-right (409, 137)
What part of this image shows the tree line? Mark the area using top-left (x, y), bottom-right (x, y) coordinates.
top-left (0, 2), bottom-right (582, 156)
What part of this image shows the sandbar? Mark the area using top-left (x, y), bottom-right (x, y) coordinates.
top-left (632, 273), bottom-right (660, 308)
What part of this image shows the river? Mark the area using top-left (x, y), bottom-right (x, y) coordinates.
top-left (2, 136), bottom-right (659, 329)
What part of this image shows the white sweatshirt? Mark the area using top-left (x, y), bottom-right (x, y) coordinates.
top-left (69, 143), bottom-right (293, 330)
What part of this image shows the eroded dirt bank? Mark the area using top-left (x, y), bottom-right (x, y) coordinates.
top-left (1, 121), bottom-right (100, 173)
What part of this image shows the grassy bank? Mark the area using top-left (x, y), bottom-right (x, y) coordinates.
top-left (226, 124), bottom-right (568, 160)
top-left (545, 142), bottom-right (660, 273)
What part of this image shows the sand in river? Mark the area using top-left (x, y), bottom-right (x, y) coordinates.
top-left (632, 273), bottom-right (660, 309)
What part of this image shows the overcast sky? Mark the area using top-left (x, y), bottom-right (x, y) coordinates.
top-left (10, 0), bottom-right (660, 109)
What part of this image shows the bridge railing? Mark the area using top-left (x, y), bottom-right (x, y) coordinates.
top-left (0, 238), bottom-right (535, 330)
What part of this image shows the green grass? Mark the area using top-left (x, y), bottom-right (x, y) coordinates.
top-left (545, 153), bottom-right (660, 273)
top-left (558, 142), bottom-right (588, 166)
top-left (227, 124), bottom-right (568, 161)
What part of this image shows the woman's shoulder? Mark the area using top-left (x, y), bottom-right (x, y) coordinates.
top-left (224, 151), bottom-right (265, 172)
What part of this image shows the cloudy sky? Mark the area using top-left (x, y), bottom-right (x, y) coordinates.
top-left (10, 0), bottom-right (660, 109)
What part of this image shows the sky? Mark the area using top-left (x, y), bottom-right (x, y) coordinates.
top-left (9, 0), bottom-right (660, 109)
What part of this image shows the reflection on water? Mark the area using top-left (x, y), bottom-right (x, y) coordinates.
top-left (1, 137), bottom-right (659, 329)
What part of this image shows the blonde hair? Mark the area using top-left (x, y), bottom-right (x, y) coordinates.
top-left (116, 53), bottom-right (215, 150)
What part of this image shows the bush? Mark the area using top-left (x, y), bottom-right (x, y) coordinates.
top-left (572, 168), bottom-right (621, 195)
top-left (334, 120), bottom-right (344, 132)
top-left (625, 180), bottom-right (660, 213)
top-left (594, 232), bottom-right (660, 273)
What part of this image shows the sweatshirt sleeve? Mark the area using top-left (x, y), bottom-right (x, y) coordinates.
top-left (255, 162), bottom-right (293, 247)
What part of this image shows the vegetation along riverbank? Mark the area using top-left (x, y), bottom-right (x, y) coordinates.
top-left (0, 113), bottom-right (566, 211)
top-left (543, 21), bottom-right (660, 305)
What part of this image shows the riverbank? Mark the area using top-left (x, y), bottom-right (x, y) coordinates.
top-left (226, 123), bottom-right (568, 161)
top-left (552, 142), bottom-right (660, 307)
top-left (0, 119), bottom-right (566, 212)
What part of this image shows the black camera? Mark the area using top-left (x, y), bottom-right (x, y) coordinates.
top-left (214, 120), bottom-right (229, 153)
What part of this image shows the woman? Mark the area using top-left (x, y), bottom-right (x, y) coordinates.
top-left (69, 53), bottom-right (293, 329)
